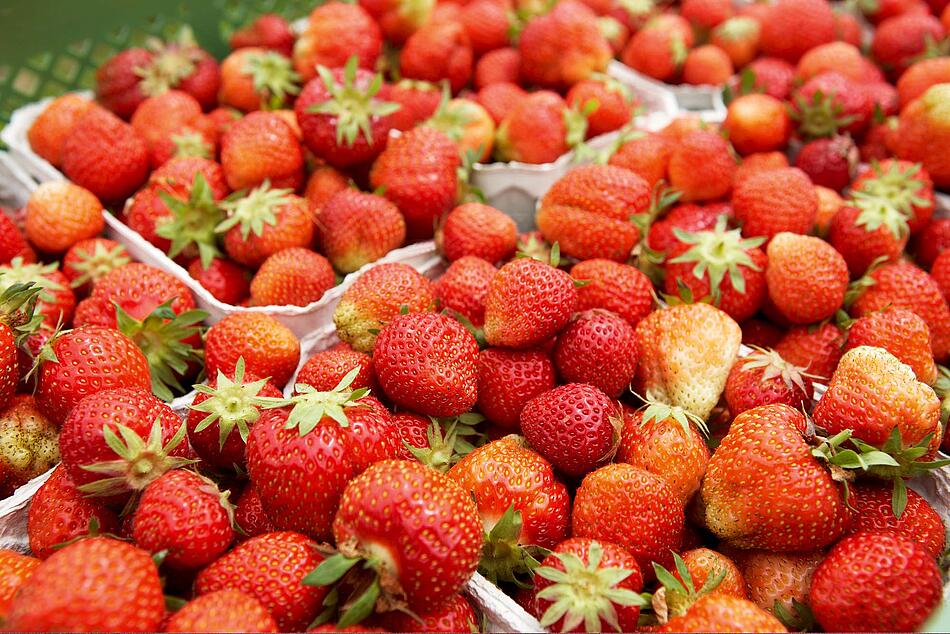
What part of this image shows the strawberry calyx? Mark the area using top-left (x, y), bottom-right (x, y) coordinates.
top-left (638, 393), bottom-right (710, 437)
top-left (842, 255), bottom-right (888, 308)
top-left (156, 172), bottom-right (224, 268)
top-left (740, 346), bottom-right (819, 394)
top-left (263, 366), bottom-right (371, 436)
top-left (242, 49), bottom-right (301, 110)
top-left (216, 180), bottom-right (295, 240)
top-left (78, 418), bottom-right (196, 502)
top-left (407, 412), bottom-right (484, 472)
top-left (853, 161), bottom-right (931, 219)
top-left (114, 300), bottom-right (207, 402)
top-left (66, 242), bottom-right (131, 289)
top-left (135, 28), bottom-right (201, 97)
top-left (516, 233), bottom-right (553, 263)
top-left (850, 192), bottom-right (911, 240)
top-left (171, 131), bottom-right (213, 160)
top-left (669, 33), bottom-right (689, 69)
top-left (193, 470), bottom-right (239, 530)
top-left (564, 101), bottom-right (594, 150)
top-left (651, 552), bottom-right (727, 623)
top-left (0, 279), bottom-right (43, 342)
top-left (424, 84), bottom-right (472, 145)
top-left (478, 503), bottom-right (550, 588)
top-left (0, 258), bottom-right (64, 308)
top-left (791, 90), bottom-right (857, 140)
top-left (715, 15), bottom-right (758, 41)
top-left (535, 540), bottom-right (649, 632)
top-left (191, 357), bottom-right (274, 449)
top-left (669, 215), bottom-right (765, 301)
top-left (307, 56), bottom-right (402, 147)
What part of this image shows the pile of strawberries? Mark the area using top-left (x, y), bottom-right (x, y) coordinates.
top-left (3, 0), bottom-right (950, 631)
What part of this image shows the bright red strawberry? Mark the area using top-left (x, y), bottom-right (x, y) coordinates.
top-left (438, 202), bottom-right (517, 264)
top-left (378, 594), bottom-right (478, 632)
top-left (27, 465), bottom-right (119, 559)
top-left (850, 160), bottom-right (935, 235)
top-left (0, 550), bottom-right (39, 618)
top-left (234, 483), bottom-right (276, 540)
top-left (483, 255), bottom-right (577, 349)
top-left (621, 18), bottom-right (691, 82)
top-left (725, 348), bottom-right (815, 415)
top-left (872, 13), bottom-right (946, 75)
top-left (476, 348), bottom-right (556, 430)
top-left (400, 20), bottom-right (474, 92)
top-left (844, 308), bottom-right (938, 384)
top-left (62, 238), bottom-right (130, 295)
top-left (133, 469), bottom-right (233, 569)
top-left (195, 532), bottom-right (327, 631)
top-left (435, 256), bottom-right (496, 328)
top-left (766, 232), bottom-right (848, 324)
top-left (358, 0), bottom-right (434, 44)
top-left (735, 57), bottom-right (797, 100)
top-left (569, 259), bottom-right (653, 328)
top-left (702, 404), bottom-right (850, 551)
top-left (294, 5), bottom-right (380, 81)
top-left (205, 312), bottom-right (300, 389)
top-left (231, 12), bottom-right (294, 55)
top-left (845, 482), bottom-right (945, 557)
top-left (217, 185), bottom-right (314, 269)
top-left (792, 71), bottom-right (872, 138)
top-left (732, 167), bottom-right (818, 241)
top-left (573, 463), bottom-right (684, 574)
top-left (829, 202), bottom-right (907, 276)
top-left (333, 263), bottom-right (435, 352)
top-left (220, 111), bottom-right (304, 191)
top-left (810, 531), bottom-right (941, 632)
top-left (27, 94), bottom-right (96, 168)
top-left (320, 189), bottom-right (406, 274)
top-left (165, 590), bottom-right (278, 633)
top-left (296, 348), bottom-right (377, 393)
top-left (7, 537), bottom-right (164, 631)
top-left (374, 312), bottom-right (479, 417)
top-left (187, 359), bottom-right (283, 471)
top-left (461, 0), bottom-right (511, 55)
top-left (250, 247), bottom-right (335, 308)
top-left (519, 1), bottom-right (612, 89)
top-left (794, 136), bottom-right (858, 192)
top-left (554, 310), bottom-right (638, 398)
top-left (646, 203), bottom-right (730, 257)
top-left (520, 383), bottom-right (620, 478)
top-left (0, 213), bottom-right (34, 266)
top-left (759, 0), bottom-right (836, 62)
top-left (897, 57), bottom-right (950, 108)
top-left (187, 257), bottom-right (250, 305)
top-left (494, 91), bottom-right (576, 164)
top-left (617, 403), bottom-right (709, 502)
top-left (657, 594), bottom-right (786, 632)
top-left (476, 81), bottom-right (527, 124)
top-left (60, 108), bottom-right (149, 204)
top-left (387, 79), bottom-right (442, 130)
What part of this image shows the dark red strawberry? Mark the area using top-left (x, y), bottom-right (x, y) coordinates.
top-left (554, 309), bottom-right (638, 398)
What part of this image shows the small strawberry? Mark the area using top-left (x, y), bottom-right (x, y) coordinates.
top-left (606, 131), bottom-right (672, 188)
top-left (27, 94), bottom-right (96, 167)
top-left (794, 135), bottom-right (858, 192)
top-left (729, 549), bottom-right (822, 624)
top-left (378, 594), bottom-right (478, 632)
top-left (320, 189), bottom-right (406, 274)
top-left (732, 167), bottom-right (818, 241)
top-left (401, 20), bottom-right (474, 93)
top-left (774, 321), bottom-right (845, 380)
top-left (476, 81), bottom-right (527, 124)
top-left (296, 348), bottom-right (377, 394)
top-left (668, 131), bottom-right (737, 203)
top-left (234, 483), bottom-right (276, 540)
top-left (724, 94), bottom-right (792, 156)
top-left (724, 348), bottom-right (815, 415)
top-left (0, 213), bottom-right (35, 266)
top-left (437, 203), bottom-right (516, 264)
top-left (164, 590), bottom-right (278, 633)
top-left (845, 482), bottom-right (945, 557)
top-left (895, 83), bottom-right (950, 191)
top-left (683, 45), bottom-right (735, 86)
top-left (621, 18), bottom-right (691, 82)
top-left (0, 258), bottom-right (75, 330)
top-left (217, 185), bottom-right (313, 269)
top-left (205, 312), bottom-right (300, 389)
top-left (711, 16), bottom-right (761, 68)
top-left (24, 181), bottom-right (103, 255)
top-left (570, 259), bottom-right (653, 328)
top-left (231, 13), bottom-right (295, 55)
top-left (250, 247), bottom-right (335, 308)
top-left (828, 202), bottom-right (907, 276)
top-left (734, 57), bottom-right (797, 100)
top-left (844, 308), bottom-right (938, 384)
top-left (554, 309), bottom-right (638, 398)
top-left (494, 91), bottom-right (578, 164)
top-left (766, 232), bottom-right (849, 324)
top-left (220, 110), bottom-right (304, 191)
top-left (62, 238), bottom-right (130, 296)
top-left (187, 257), bottom-right (250, 305)
top-left (460, 0), bottom-right (512, 56)
top-left (476, 347), bottom-right (556, 430)
top-left (791, 71), bottom-right (872, 138)
top-left (519, 1), bottom-right (612, 89)
top-left (130, 90), bottom-right (214, 168)
top-left (435, 255), bottom-right (496, 327)
top-left (897, 57), bottom-right (950, 108)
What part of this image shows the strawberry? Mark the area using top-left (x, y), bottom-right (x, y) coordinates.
top-left (567, 76), bottom-right (637, 139)
top-left (729, 549), bottom-right (822, 623)
top-left (702, 404), bottom-right (850, 551)
top-left (387, 79), bottom-right (442, 130)
top-left (669, 131), bottom-right (737, 203)
top-left (220, 110), bottom-right (304, 191)
top-left (646, 202), bottom-right (730, 257)
top-left (0, 213), bottom-right (35, 266)
top-left (520, 383), bottom-right (620, 478)
top-left (844, 308), bottom-right (938, 384)
top-left (519, 1), bottom-right (612, 89)
top-left (828, 203), bottom-right (907, 276)
top-left (24, 181), bottom-right (103, 255)
top-left (814, 185), bottom-right (844, 236)
top-left (871, 13), bottom-right (946, 75)
top-left (305, 165), bottom-right (351, 223)
top-left (205, 312), bottom-right (300, 389)
top-left (0, 551), bottom-right (39, 618)
top-left (369, 126), bottom-right (460, 240)
top-left (195, 532), bottom-right (327, 631)
top-left (60, 107), bottom-right (149, 204)
top-left (533, 538), bottom-right (646, 632)
top-left (894, 84), bottom-right (950, 188)
top-left (0, 258), bottom-right (75, 329)
top-left (683, 45), bottom-right (735, 86)
top-left (218, 48), bottom-right (299, 112)
top-left (448, 435), bottom-right (570, 582)
top-left (461, 0), bottom-right (512, 55)
top-left (792, 71), bottom-right (872, 138)
top-left (0, 281), bottom-right (41, 409)
top-left (537, 164), bottom-right (650, 262)
top-left (809, 531), bottom-right (941, 632)
top-left (0, 395), bottom-right (58, 492)
top-left (476, 348), bottom-right (556, 430)
top-left (438, 202), bottom-right (517, 264)
top-left (35, 325), bottom-right (150, 426)
top-left (165, 590), bottom-right (278, 633)
top-left (766, 232), bottom-right (848, 324)
top-left (897, 57), bottom-right (950, 108)
top-left (234, 483), bottom-right (276, 539)
top-left (373, 312), bottom-right (479, 417)
top-left (573, 463), bottom-right (684, 574)
top-left (296, 60), bottom-right (400, 170)
top-left (850, 260), bottom-right (950, 363)
top-left (621, 20), bottom-right (690, 82)
top-left (435, 255), bottom-right (496, 327)
top-left (320, 190), bottom-right (406, 274)
top-left (934, 250), bottom-right (950, 302)
top-left (634, 302), bottom-right (741, 421)
top-left (27, 94), bottom-right (96, 167)
top-left (554, 310), bottom-right (638, 398)
top-left (606, 132), bottom-right (671, 188)
top-left (475, 48), bottom-right (521, 89)
top-left (250, 247), bottom-right (335, 307)
top-left (483, 254), bottom-right (577, 349)
top-left (296, 348), bottom-right (377, 394)
top-left (424, 96), bottom-right (496, 161)
top-left (759, 0), bottom-right (836, 62)
top-left (494, 91), bottom-right (577, 164)
top-left (130, 90), bottom-right (214, 168)
top-left (711, 16), bottom-right (761, 68)
top-left (217, 186), bottom-right (313, 269)
top-left (657, 595), bottom-right (786, 632)
top-left (668, 549), bottom-right (748, 605)
top-left (735, 57), bottom-right (797, 100)
top-left (797, 41), bottom-right (865, 81)
top-left (333, 263), bottom-right (435, 353)
top-left (62, 238), bottom-right (131, 295)
top-left (378, 594), bottom-right (477, 632)
top-left (294, 3), bottom-right (382, 82)
top-left (664, 217), bottom-right (767, 323)
top-left (732, 167), bottom-right (817, 241)
top-left (231, 13), bottom-right (295, 56)
top-left (187, 257), bottom-right (250, 305)
top-left (682, 0), bottom-right (733, 28)
top-left (359, 0), bottom-right (434, 44)
top-left (724, 94), bottom-right (792, 156)
top-left (850, 160), bottom-right (935, 235)
top-left (401, 20), bottom-right (474, 92)
top-left (846, 482), bottom-right (945, 557)
top-left (617, 402), bottom-right (710, 502)
top-left (570, 259), bottom-right (652, 328)
top-left (724, 348), bottom-right (815, 415)
top-left (774, 321), bottom-right (844, 380)
top-left (7, 538), bottom-right (164, 631)
top-left (312, 459), bottom-right (480, 620)
top-left (793, 136), bottom-right (857, 192)
top-left (187, 359), bottom-right (283, 471)
top-left (133, 470), bottom-right (233, 569)
top-left (476, 81), bottom-right (527, 124)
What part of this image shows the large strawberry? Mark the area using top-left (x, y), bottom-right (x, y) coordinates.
top-left (374, 312), bottom-right (479, 417)
top-left (791, 71), bottom-right (872, 137)
top-left (553, 309), bottom-right (638, 398)
top-left (27, 94), bottom-right (96, 168)
top-left (438, 202), bottom-right (517, 264)
top-left (308, 460), bottom-right (481, 624)
top-left (6, 538), bottom-right (164, 631)
top-left (657, 594), bottom-right (787, 632)
top-left (701, 404), bottom-right (851, 551)
top-left (195, 531), bottom-right (327, 631)
top-left (476, 347), bottom-right (556, 430)
top-left (765, 232), bottom-right (848, 324)
top-left (320, 189), bottom-right (406, 273)
top-left (296, 348), bottom-right (377, 394)
top-left (400, 20), bottom-right (474, 93)
top-left (220, 111), bottom-right (304, 191)
top-left (633, 302), bottom-right (741, 422)
top-left (217, 184), bottom-right (314, 269)
top-left (377, 594), bottom-right (477, 632)
top-left (204, 312), bottom-right (300, 389)
top-left (369, 126), bottom-right (460, 240)
top-left (164, 590), bottom-right (278, 633)
top-left (219, 47), bottom-right (299, 112)
top-left (294, 3), bottom-right (381, 81)
top-left (519, 1), bottom-right (612, 89)
top-left (668, 131), bottom-right (738, 203)
top-left (570, 259), bottom-right (653, 327)
top-left (732, 167), bottom-right (818, 241)
top-left (845, 482), bottom-right (945, 558)
top-left (759, 0), bottom-right (835, 62)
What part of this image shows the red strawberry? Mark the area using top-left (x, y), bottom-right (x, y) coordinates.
top-left (759, 0), bottom-right (836, 62)
top-left (27, 466), bottom-right (119, 560)
top-left (845, 482), bottom-right (945, 557)
top-left (476, 81), bottom-right (527, 124)
top-left (520, 383), bottom-right (620, 478)
top-left (774, 322), bottom-right (844, 381)
top-left (0, 259), bottom-right (75, 330)
top-left (828, 203), bottom-right (907, 276)
top-left (62, 238), bottom-right (130, 295)
top-left (234, 483), bottom-right (276, 540)
top-left (554, 310), bottom-right (638, 398)
top-left (621, 19), bottom-right (690, 82)
top-left (872, 13), bottom-right (946, 75)
top-left (133, 470), bottom-right (233, 569)
top-left (573, 463), bottom-right (685, 575)
top-left (61, 108), bottom-right (149, 203)
top-left (809, 531), bottom-right (941, 632)
top-left (732, 167), bottom-right (818, 241)
top-left (378, 594), bottom-right (478, 632)
top-left (320, 189), bottom-right (406, 274)
top-left (725, 348), bottom-right (815, 416)
top-left (934, 250), bottom-right (950, 302)
top-left (0, 213), bottom-right (34, 266)
top-left (195, 532), bottom-right (327, 631)
top-left (27, 94), bottom-right (96, 168)
top-left (165, 590), bottom-right (278, 633)
top-left (659, 549), bottom-right (749, 618)
top-left (0, 551), bottom-right (39, 618)
top-left (850, 159), bottom-right (935, 235)
top-left (296, 348), bottom-right (377, 394)
top-left (569, 259), bottom-right (652, 328)
top-left (668, 131), bottom-right (737, 203)
top-left (231, 13), bottom-right (295, 56)
top-left (294, 3), bottom-right (382, 82)
top-left (250, 247), bottom-right (335, 308)
top-left (711, 16), bottom-right (762, 68)
top-left (370, 126), bottom-right (460, 240)
top-left (494, 91), bottom-right (576, 164)
top-left (476, 347), bottom-right (556, 430)
top-left (460, 0), bottom-right (511, 55)
top-left (401, 20), bottom-right (474, 92)
top-left (130, 90), bottom-right (215, 168)
top-left (606, 132), bottom-right (672, 188)
top-left (387, 79), bottom-right (442, 131)
top-left (218, 48), bottom-right (299, 113)
top-left (373, 312), bottom-right (479, 417)
top-left (476, 49), bottom-right (522, 91)
top-left (766, 232), bottom-right (849, 324)
top-left (734, 57), bottom-right (797, 100)
top-left (484, 255), bottom-right (577, 349)
top-left (187, 257), bottom-right (250, 305)
top-left (646, 203), bottom-right (730, 257)
top-left (702, 404), bottom-right (850, 551)
top-left (7, 538), bottom-right (164, 631)
top-left (205, 312), bottom-right (301, 389)
top-left (729, 549), bottom-right (822, 622)
top-left (220, 111), bottom-right (304, 191)
top-left (519, 1), bottom-right (612, 89)
top-left (794, 135), bottom-right (858, 192)
top-left (218, 186), bottom-right (313, 269)
top-left (792, 71), bottom-right (873, 137)
top-left (435, 256), bottom-right (496, 328)
top-left (438, 202), bottom-right (517, 264)
top-left (844, 308), bottom-right (938, 384)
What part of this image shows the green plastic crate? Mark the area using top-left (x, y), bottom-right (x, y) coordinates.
top-left (0, 0), bottom-right (316, 126)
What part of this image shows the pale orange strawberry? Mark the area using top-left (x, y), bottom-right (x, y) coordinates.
top-left (711, 16), bottom-right (761, 68)
top-left (724, 94), bottom-right (792, 156)
top-left (24, 182), bottom-right (103, 255)
top-left (320, 189), bottom-right (406, 273)
top-left (844, 308), bottom-right (937, 385)
top-left (728, 549), bottom-right (823, 624)
top-left (249, 248), bottom-right (335, 307)
top-left (27, 95), bottom-right (96, 168)
top-left (765, 232), bottom-right (848, 324)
